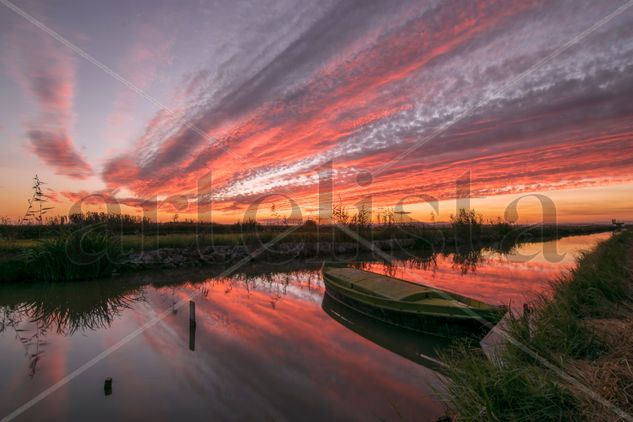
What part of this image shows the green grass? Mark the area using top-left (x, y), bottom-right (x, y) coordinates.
top-left (0, 238), bottom-right (41, 252)
top-left (511, 231), bottom-right (631, 360)
top-left (118, 229), bottom-right (381, 251)
top-left (27, 230), bottom-right (123, 282)
top-left (441, 231), bottom-right (633, 420)
top-left (1, 223), bottom-right (613, 253)
top-left (113, 224), bottom-right (613, 251)
top-left (442, 341), bottom-right (576, 421)
top-left (120, 232), bottom-right (251, 250)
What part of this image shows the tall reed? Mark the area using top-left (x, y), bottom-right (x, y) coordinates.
top-left (28, 229), bottom-right (122, 282)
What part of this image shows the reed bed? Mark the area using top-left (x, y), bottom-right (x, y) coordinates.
top-left (27, 229), bottom-right (123, 282)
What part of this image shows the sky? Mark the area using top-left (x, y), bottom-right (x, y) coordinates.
top-left (0, 0), bottom-right (632, 224)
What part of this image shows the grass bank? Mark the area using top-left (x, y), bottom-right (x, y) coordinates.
top-left (0, 222), bottom-right (615, 283)
top-left (0, 231), bottom-right (122, 283)
top-left (441, 230), bottom-right (633, 421)
top-left (1, 223), bottom-right (612, 253)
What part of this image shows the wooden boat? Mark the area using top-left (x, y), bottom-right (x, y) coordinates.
top-left (323, 267), bottom-right (506, 337)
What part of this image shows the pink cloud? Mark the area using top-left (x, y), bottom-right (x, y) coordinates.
top-left (45, 188), bottom-right (62, 204)
top-left (61, 1), bottom-right (633, 221)
top-left (4, 22), bottom-right (92, 179)
top-left (27, 130), bottom-right (92, 179)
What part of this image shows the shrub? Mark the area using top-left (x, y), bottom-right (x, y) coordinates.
top-left (450, 209), bottom-right (483, 244)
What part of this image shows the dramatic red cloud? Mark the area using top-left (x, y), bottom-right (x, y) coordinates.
top-left (101, 1), bottom-right (541, 204)
top-left (45, 188), bottom-right (62, 204)
top-left (35, 0), bottom-right (631, 222)
top-left (4, 22), bottom-right (92, 179)
top-left (27, 130), bottom-right (92, 179)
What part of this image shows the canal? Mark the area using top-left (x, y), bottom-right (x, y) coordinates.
top-left (0, 232), bottom-right (610, 421)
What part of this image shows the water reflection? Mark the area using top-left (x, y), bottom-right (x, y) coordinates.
top-left (0, 232), bottom-right (611, 420)
top-left (356, 247), bottom-right (486, 277)
top-left (0, 282), bottom-right (144, 336)
top-left (0, 282), bottom-right (144, 379)
top-left (450, 248), bottom-right (484, 274)
top-left (360, 232), bottom-right (612, 310)
top-left (322, 294), bottom-right (451, 371)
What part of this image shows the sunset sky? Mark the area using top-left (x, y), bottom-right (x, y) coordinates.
top-left (1, 0), bottom-right (632, 223)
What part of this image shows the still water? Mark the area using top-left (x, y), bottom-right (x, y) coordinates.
top-left (0, 232), bottom-right (610, 421)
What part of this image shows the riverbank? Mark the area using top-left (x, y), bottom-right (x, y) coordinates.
top-left (441, 230), bottom-right (633, 420)
top-left (0, 223), bottom-right (616, 283)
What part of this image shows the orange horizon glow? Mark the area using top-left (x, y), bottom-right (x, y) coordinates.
top-left (3, 181), bottom-right (631, 225)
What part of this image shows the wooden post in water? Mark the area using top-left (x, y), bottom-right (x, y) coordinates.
top-left (104, 377), bottom-right (113, 396)
top-left (189, 300), bottom-right (196, 328)
top-left (189, 300), bottom-right (197, 351)
top-left (189, 325), bottom-right (196, 351)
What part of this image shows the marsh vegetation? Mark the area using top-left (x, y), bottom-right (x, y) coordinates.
top-left (441, 231), bottom-right (633, 420)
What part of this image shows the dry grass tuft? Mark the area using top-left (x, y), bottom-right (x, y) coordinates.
top-left (570, 317), bottom-right (633, 420)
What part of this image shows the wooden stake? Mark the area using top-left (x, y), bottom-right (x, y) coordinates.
top-left (189, 300), bottom-right (196, 328)
top-left (189, 325), bottom-right (196, 351)
top-left (104, 377), bottom-right (113, 396)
